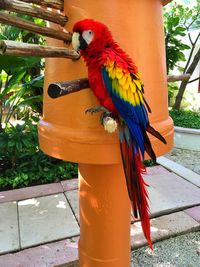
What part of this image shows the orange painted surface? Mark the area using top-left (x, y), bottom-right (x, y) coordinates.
top-left (78, 163), bottom-right (131, 267)
top-left (38, 0), bottom-right (174, 165)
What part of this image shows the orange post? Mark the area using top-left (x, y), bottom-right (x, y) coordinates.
top-left (78, 164), bottom-right (130, 266)
top-left (38, 0), bottom-right (173, 266)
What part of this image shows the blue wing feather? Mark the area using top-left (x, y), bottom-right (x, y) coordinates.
top-left (101, 67), bottom-right (147, 157)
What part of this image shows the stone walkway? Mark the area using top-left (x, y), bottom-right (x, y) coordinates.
top-left (0, 158), bottom-right (200, 266)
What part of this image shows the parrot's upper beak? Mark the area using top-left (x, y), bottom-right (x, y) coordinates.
top-left (72, 32), bottom-right (88, 52)
top-left (72, 32), bottom-right (80, 52)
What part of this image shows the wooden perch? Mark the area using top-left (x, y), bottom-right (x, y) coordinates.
top-left (0, 40), bottom-right (80, 59)
top-left (0, 0), bottom-right (67, 26)
top-left (0, 11), bottom-right (71, 42)
top-left (18, 0), bottom-right (63, 10)
top-left (48, 74), bottom-right (193, 99)
top-left (48, 78), bottom-right (90, 98)
top-left (167, 74), bottom-right (191, 82)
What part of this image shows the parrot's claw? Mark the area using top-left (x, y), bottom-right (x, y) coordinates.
top-left (85, 106), bottom-right (109, 115)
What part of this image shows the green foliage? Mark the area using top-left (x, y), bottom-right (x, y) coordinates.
top-left (0, 15), bottom-right (45, 125)
top-left (164, 1), bottom-right (200, 73)
top-left (0, 69), bottom-right (43, 129)
top-left (164, 3), bottom-right (192, 73)
top-left (168, 82), bottom-right (179, 105)
top-left (0, 14), bottom-right (45, 44)
top-left (0, 121), bottom-right (78, 190)
top-left (169, 109), bottom-right (200, 129)
top-left (0, 16), bottom-right (78, 191)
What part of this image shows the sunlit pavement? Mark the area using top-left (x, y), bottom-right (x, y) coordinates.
top-left (0, 158), bottom-right (199, 266)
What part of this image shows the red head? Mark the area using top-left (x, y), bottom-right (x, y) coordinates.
top-left (72, 19), bottom-right (115, 58)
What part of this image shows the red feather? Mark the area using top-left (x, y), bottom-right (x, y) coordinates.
top-left (120, 131), bottom-right (152, 249)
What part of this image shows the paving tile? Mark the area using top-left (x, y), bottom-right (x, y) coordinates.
top-left (146, 165), bottom-right (170, 175)
top-left (0, 202), bottom-right (20, 254)
top-left (144, 172), bottom-right (200, 217)
top-left (184, 206), bottom-right (200, 222)
top-left (65, 190), bottom-right (79, 223)
top-left (61, 179), bottom-right (78, 192)
top-left (131, 211), bottom-right (200, 249)
top-left (157, 156), bottom-right (200, 187)
top-left (18, 193), bottom-right (80, 248)
top-left (0, 183), bottom-right (63, 203)
top-left (0, 238), bottom-right (79, 267)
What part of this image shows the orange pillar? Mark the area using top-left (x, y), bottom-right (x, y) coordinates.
top-left (38, 1), bottom-right (173, 266)
top-left (78, 164), bottom-right (130, 266)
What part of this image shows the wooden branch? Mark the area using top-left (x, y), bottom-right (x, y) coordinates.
top-left (167, 74), bottom-right (191, 82)
top-left (184, 32), bottom-right (200, 73)
top-left (188, 77), bottom-right (200, 84)
top-left (162, 0), bottom-right (172, 6)
top-left (0, 11), bottom-right (71, 42)
top-left (48, 78), bottom-right (90, 98)
top-left (48, 74), bottom-right (194, 99)
top-left (18, 0), bottom-right (63, 10)
top-left (0, 0), bottom-right (67, 26)
top-left (0, 40), bottom-right (80, 59)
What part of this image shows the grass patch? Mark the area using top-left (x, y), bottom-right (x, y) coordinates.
top-left (169, 109), bottom-right (200, 129)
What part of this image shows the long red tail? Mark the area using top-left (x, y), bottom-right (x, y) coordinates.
top-left (119, 125), bottom-right (152, 249)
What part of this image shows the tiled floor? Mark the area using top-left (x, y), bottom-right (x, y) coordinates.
top-left (18, 194), bottom-right (79, 248)
top-left (0, 161), bottom-right (200, 266)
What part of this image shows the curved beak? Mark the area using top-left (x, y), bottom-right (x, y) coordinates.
top-left (72, 32), bottom-right (80, 52)
top-left (72, 32), bottom-right (88, 52)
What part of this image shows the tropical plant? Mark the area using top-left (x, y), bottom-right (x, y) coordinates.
top-left (0, 17), bottom-right (79, 190)
top-left (0, 15), bottom-right (45, 128)
top-left (164, 0), bottom-right (200, 110)
top-left (169, 109), bottom-right (200, 129)
top-left (0, 56), bottom-right (43, 131)
top-left (0, 121), bottom-right (78, 190)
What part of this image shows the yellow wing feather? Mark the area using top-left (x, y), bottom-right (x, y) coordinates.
top-left (105, 60), bottom-right (144, 106)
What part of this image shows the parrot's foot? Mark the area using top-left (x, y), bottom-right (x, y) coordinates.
top-left (100, 111), bottom-right (113, 125)
top-left (85, 106), bottom-right (109, 115)
top-left (101, 112), bottom-right (117, 133)
top-left (85, 106), bottom-right (117, 133)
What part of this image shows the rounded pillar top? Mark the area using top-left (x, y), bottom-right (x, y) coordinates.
top-left (38, 0), bottom-right (173, 164)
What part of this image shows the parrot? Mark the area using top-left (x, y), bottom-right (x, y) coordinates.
top-left (72, 19), bottom-right (167, 249)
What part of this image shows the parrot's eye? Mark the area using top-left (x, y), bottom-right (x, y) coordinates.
top-left (82, 30), bottom-right (94, 45)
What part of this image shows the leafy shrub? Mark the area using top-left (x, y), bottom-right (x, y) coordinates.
top-left (0, 121), bottom-right (78, 190)
top-left (169, 109), bottom-right (200, 129)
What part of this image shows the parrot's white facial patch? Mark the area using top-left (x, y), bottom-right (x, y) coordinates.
top-left (82, 30), bottom-right (94, 45)
top-left (72, 32), bottom-right (80, 51)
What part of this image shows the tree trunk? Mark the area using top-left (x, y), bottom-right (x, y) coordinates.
top-left (174, 47), bottom-right (200, 110)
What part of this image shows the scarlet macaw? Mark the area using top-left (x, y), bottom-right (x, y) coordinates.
top-left (72, 19), bottom-right (166, 248)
